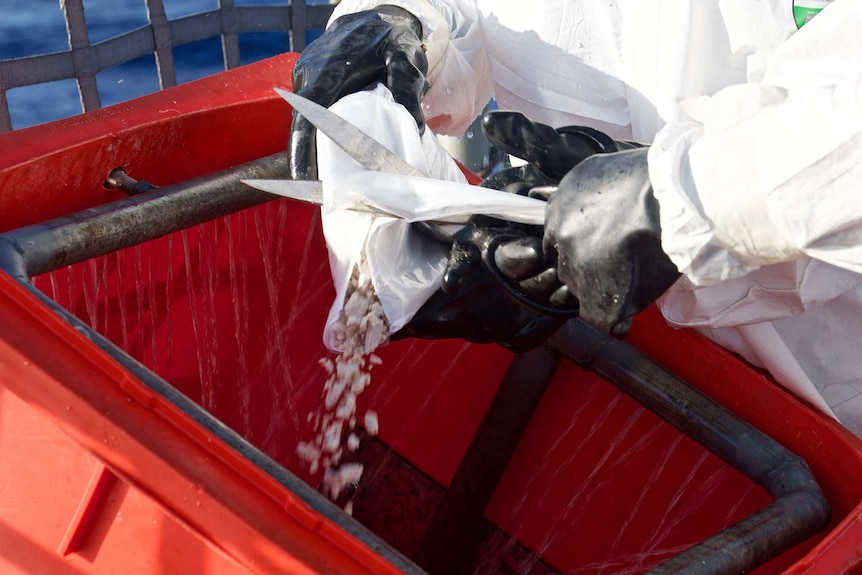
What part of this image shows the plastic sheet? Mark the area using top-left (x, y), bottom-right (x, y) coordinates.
top-left (311, 85), bottom-right (545, 350)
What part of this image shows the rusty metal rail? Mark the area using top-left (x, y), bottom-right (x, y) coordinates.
top-left (549, 320), bottom-right (830, 574)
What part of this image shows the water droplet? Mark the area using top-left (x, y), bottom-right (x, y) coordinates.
top-left (445, 87), bottom-right (453, 95)
top-left (466, 131), bottom-right (474, 139)
top-left (345, 60), bottom-right (351, 66)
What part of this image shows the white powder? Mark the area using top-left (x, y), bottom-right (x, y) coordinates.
top-left (364, 410), bottom-right (379, 437)
top-left (296, 265), bottom-right (388, 508)
top-left (322, 462), bottom-right (365, 501)
top-left (346, 433), bottom-right (360, 451)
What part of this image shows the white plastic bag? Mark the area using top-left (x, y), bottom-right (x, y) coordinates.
top-left (313, 85), bottom-right (545, 351)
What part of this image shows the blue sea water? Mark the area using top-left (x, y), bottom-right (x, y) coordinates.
top-left (0, 0), bottom-right (324, 130)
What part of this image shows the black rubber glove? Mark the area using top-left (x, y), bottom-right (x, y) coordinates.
top-left (393, 214), bottom-right (566, 353)
top-left (498, 148), bottom-right (681, 338)
top-left (289, 5), bottom-right (428, 179)
top-left (393, 162), bottom-right (565, 353)
top-left (391, 111), bottom-right (628, 352)
top-left (482, 110), bottom-right (640, 181)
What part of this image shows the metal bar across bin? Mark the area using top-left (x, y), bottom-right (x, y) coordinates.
top-left (548, 320), bottom-right (831, 574)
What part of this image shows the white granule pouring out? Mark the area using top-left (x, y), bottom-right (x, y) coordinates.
top-left (296, 264), bottom-right (388, 509)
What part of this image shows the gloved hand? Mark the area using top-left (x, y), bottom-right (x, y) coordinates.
top-left (438, 109), bottom-right (633, 305)
top-left (289, 6), bottom-right (428, 180)
top-left (394, 147), bottom-right (573, 351)
top-left (393, 214), bottom-right (566, 353)
top-left (481, 110), bottom-right (641, 180)
top-left (437, 109), bottom-right (639, 319)
top-left (392, 110), bottom-right (631, 351)
top-left (497, 148), bottom-right (681, 337)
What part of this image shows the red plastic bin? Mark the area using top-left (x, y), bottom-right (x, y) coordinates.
top-left (1, 53), bottom-right (861, 574)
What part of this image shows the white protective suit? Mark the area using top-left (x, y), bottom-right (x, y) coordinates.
top-left (326, 0), bottom-right (862, 436)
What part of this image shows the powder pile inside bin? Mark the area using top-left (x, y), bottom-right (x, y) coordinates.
top-left (296, 266), bottom-right (387, 509)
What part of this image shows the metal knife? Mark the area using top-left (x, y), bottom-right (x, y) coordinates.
top-left (242, 88), bottom-right (423, 208)
top-left (243, 89), bottom-right (545, 226)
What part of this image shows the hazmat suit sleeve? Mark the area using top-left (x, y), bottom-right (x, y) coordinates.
top-left (649, 0), bottom-right (862, 287)
top-left (326, 0), bottom-right (492, 135)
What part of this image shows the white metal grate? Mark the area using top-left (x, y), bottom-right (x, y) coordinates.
top-left (0, 1), bottom-right (335, 132)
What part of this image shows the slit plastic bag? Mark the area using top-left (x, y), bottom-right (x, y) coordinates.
top-left (313, 84), bottom-right (545, 351)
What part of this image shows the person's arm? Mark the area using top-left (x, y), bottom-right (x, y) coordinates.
top-left (649, 0), bottom-right (862, 286)
top-left (486, 2), bottom-right (862, 339)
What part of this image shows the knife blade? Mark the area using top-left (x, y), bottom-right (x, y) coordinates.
top-left (244, 89), bottom-right (546, 226)
top-left (242, 178), bottom-right (324, 205)
top-left (243, 178), bottom-right (403, 217)
top-left (275, 88), bottom-right (421, 177)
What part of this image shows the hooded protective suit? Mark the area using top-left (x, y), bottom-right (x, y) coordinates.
top-left (324, 0), bottom-right (862, 436)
